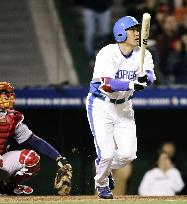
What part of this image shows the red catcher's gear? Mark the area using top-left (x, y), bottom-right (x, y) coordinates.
top-left (19, 149), bottom-right (40, 167)
top-left (14, 185), bottom-right (33, 195)
top-left (11, 163), bottom-right (40, 190)
top-left (0, 110), bottom-right (23, 154)
top-left (0, 82), bottom-right (15, 109)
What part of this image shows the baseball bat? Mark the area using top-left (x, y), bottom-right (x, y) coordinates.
top-left (140, 13), bottom-right (151, 74)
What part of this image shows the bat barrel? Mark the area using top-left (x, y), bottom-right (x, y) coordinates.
top-left (140, 13), bottom-right (151, 74)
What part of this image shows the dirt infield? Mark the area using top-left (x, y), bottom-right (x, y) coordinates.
top-left (0, 195), bottom-right (186, 202)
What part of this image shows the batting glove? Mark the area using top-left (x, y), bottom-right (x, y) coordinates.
top-left (137, 72), bottom-right (149, 83)
top-left (129, 81), bottom-right (147, 91)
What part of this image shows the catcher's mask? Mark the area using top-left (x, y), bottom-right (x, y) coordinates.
top-left (0, 82), bottom-right (15, 109)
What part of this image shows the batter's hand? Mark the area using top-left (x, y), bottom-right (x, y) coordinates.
top-left (137, 72), bottom-right (148, 83)
top-left (129, 81), bottom-right (147, 91)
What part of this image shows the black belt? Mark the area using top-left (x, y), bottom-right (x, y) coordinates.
top-left (94, 94), bottom-right (132, 104)
top-left (110, 98), bottom-right (126, 104)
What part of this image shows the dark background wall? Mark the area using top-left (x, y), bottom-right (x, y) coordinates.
top-left (16, 108), bottom-right (187, 195)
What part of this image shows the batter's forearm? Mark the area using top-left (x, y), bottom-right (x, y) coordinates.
top-left (101, 77), bottom-right (130, 92)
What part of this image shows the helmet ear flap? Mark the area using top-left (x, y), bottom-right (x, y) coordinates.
top-left (116, 30), bottom-right (127, 42)
top-left (113, 26), bottom-right (127, 42)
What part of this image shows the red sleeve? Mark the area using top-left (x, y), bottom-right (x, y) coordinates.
top-left (101, 77), bottom-right (112, 92)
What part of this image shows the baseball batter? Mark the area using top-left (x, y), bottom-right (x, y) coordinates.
top-left (86, 16), bottom-right (156, 199)
top-left (0, 82), bottom-right (72, 195)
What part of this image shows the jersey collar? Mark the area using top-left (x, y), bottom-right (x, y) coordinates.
top-left (118, 45), bottom-right (133, 58)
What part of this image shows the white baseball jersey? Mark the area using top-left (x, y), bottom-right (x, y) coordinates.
top-left (86, 43), bottom-right (156, 188)
top-left (138, 167), bottom-right (185, 196)
top-left (90, 43), bottom-right (156, 100)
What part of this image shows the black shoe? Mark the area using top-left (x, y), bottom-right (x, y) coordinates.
top-left (108, 172), bottom-right (115, 190)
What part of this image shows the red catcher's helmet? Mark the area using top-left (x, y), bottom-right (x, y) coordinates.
top-left (0, 82), bottom-right (15, 109)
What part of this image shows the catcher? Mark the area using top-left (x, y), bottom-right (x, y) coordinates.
top-left (0, 82), bottom-right (72, 195)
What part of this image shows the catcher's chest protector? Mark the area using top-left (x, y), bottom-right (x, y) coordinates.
top-left (0, 110), bottom-right (23, 154)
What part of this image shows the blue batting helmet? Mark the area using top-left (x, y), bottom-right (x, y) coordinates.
top-left (113, 16), bottom-right (140, 42)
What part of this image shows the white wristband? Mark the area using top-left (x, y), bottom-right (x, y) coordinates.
top-left (128, 81), bottom-right (134, 90)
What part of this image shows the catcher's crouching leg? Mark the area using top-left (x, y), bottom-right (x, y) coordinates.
top-left (11, 149), bottom-right (40, 195)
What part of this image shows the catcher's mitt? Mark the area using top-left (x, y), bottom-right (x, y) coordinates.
top-left (54, 157), bottom-right (72, 196)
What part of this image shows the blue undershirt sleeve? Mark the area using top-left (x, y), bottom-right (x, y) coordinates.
top-left (108, 79), bottom-right (130, 91)
top-left (146, 70), bottom-right (154, 85)
top-left (23, 134), bottom-right (61, 160)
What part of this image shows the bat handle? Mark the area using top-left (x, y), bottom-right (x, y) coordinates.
top-left (140, 65), bottom-right (143, 75)
top-left (140, 58), bottom-right (144, 74)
